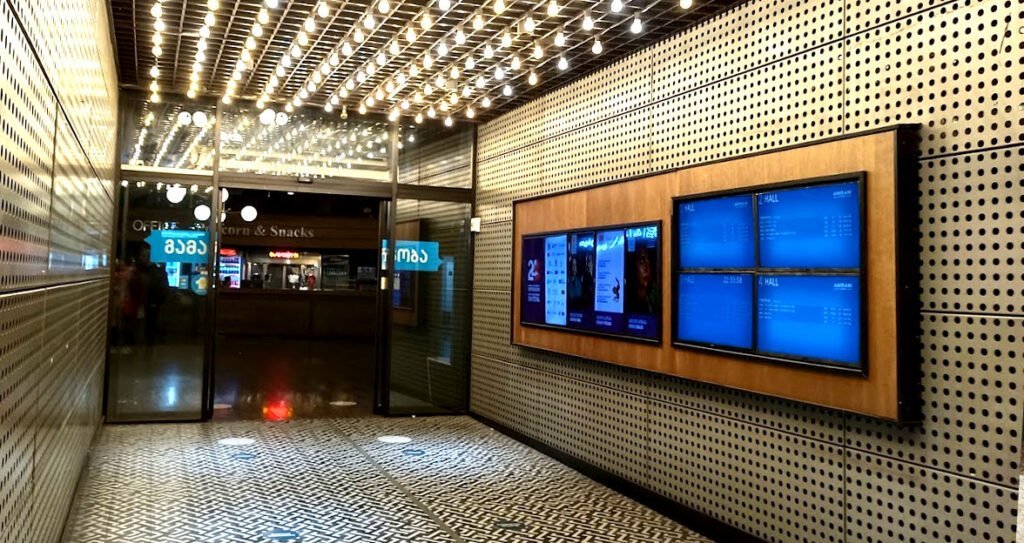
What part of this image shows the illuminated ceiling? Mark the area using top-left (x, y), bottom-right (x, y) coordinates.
top-left (111, 0), bottom-right (738, 124)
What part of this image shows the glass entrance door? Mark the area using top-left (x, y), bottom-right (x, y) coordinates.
top-left (380, 198), bottom-right (472, 415)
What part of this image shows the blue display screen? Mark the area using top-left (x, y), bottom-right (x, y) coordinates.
top-left (676, 274), bottom-right (753, 349)
top-left (758, 181), bottom-right (861, 269)
top-left (756, 275), bottom-right (861, 365)
top-left (521, 223), bottom-right (660, 341)
top-left (677, 194), bottom-right (755, 268)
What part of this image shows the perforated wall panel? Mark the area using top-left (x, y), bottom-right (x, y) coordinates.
top-left (471, 0), bottom-right (1024, 541)
top-left (0, 0), bottom-right (116, 541)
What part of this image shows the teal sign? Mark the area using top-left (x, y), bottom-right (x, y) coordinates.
top-left (394, 240), bottom-right (442, 272)
top-left (144, 230), bottom-right (209, 264)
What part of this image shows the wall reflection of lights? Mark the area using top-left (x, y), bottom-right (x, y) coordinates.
top-left (240, 205), bottom-right (258, 222)
top-left (217, 437), bottom-right (255, 446)
top-left (377, 436), bottom-right (412, 444)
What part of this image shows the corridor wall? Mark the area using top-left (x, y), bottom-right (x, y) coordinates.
top-left (470, 0), bottom-right (1023, 541)
top-left (0, 0), bottom-right (118, 541)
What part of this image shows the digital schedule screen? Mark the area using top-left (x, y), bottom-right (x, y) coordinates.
top-left (757, 275), bottom-right (861, 365)
top-left (676, 274), bottom-right (753, 349)
top-left (672, 175), bottom-right (865, 372)
top-left (758, 181), bottom-right (861, 269)
top-left (678, 194), bottom-right (755, 268)
top-left (520, 222), bottom-right (661, 342)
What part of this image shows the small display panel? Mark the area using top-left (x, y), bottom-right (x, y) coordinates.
top-left (676, 274), bottom-right (753, 349)
top-left (672, 174), bottom-right (865, 372)
top-left (677, 194), bottom-right (756, 268)
top-left (520, 222), bottom-right (661, 342)
top-left (756, 275), bottom-right (861, 365)
top-left (757, 181), bottom-right (861, 269)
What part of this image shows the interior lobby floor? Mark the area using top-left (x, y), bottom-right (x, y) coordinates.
top-left (62, 416), bottom-right (710, 543)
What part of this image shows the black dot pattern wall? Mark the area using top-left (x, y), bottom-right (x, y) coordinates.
top-left (0, 0), bottom-right (118, 541)
top-left (470, 0), bottom-right (1023, 541)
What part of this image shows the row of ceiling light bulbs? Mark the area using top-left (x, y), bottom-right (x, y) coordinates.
top-left (146, 0), bottom-right (695, 128)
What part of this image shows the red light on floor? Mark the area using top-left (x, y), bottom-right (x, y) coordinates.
top-left (262, 400), bottom-right (293, 422)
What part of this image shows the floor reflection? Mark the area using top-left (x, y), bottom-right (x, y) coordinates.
top-left (107, 343), bottom-right (205, 421)
top-left (213, 336), bottom-right (376, 420)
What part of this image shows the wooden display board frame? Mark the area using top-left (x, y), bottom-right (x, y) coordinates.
top-left (511, 126), bottom-right (920, 421)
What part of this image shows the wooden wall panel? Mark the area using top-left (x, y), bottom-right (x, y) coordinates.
top-left (512, 128), bottom-right (915, 420)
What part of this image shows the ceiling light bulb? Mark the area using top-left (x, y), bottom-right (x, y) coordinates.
top-left (222, 95), bottom-right (232, 104)
top-left (191, 72), bottom-right (200, 82)
top-left (440, 101), bottom-right (449, 111)
top-left (291, 45), bottom-right (302, 58)
top-left (245, 36), bottom-right (257, 50)
top-left (405, 27), bottom-right (416, 41)
top-left (275, 66), bottom-right (285, 77)
top-left (388, 108), bottom-right (399, 121)
top-left (510, 55), bottom-right (521, 70)
top-left (149, 65), bottom-right (159, 78)
top-left (204, 13), bottom-right (216, 26)
top-left (207, 0), bottom-right (219, 10)
top-left (455, 27), bottom-right (466, 45)
top-left (150, 4), bottom-right (162, 18)
top-left (444, 115), bottom-right (453, 127)
top-left (375, 88), bottom-right (385, 100)
top-left (150, 92), bottom-right (160, 102)
top-left (547, 0), bottom-right (559, 16)
top-left (427, 106), bottom-right (436, 118)
top-left (554, 30), bottom-right (566, 47)
top-left (282, 56), bottom-right (292, 68)
top-left (308, 79), bottom-right (317, 90)
top-left (397, 72), bottom-right (407, 84)
top-left (494, 66), bottom-right (504, 79)
top-left (154, 19), bottom-right (166, 32)
top-left (423, 54), bottom-right (434, 68)
top-left (200, 26), bottom-right (211, 38)
top-left (266, 0), bottom-right (279, 7)
top-left (364, 14), bottom-right (375, 29)
top-left (293, 96), bottom-right (302, 106)
top-left (285, 103), bottom-right (294, 112)
top-left (197, 38), bottom-right (208, 51)
top-left (377, 52), bottom-right (387, 65)
top-left (357, 70), bottom-right (367, 82)
top-left (630, 13), bottom-right (642, 34)
top-left (501, 29), bottom-right (512, 48)
top-left (414, 92), bottom-right (423, 103)
top-left (389, 41), bottom-right (400, 55)
top-left (680, 0), bottom-right (693, 8)
top-left (256, 99), bottom-right (266, 108)
top-left (252, 23), bottom-right (264, 37)
top-left (297, 31), bottom-right (309, 46)
top-left (152, 33), bottom-right (163, 46)
top-left (257, 8), bottom-right (270, 24)
top-left (317, 2), bottom-right (329, 17)
top-left (366, 96), bottom-right (376, 106)
top-left (187, 89), bottom-right (197, 99)
top-left (149, 81), bottom-right (159, 92)
top-left (528, 71), bottom-right (538, 85)
top-left (421, 12), bottom-right (432, 29)
top-left (299, 89), bottom-right (309, 99)
top-left (378, 0), bottom-right (389, 13)
top-left (414, 113), bottom-right (423, 123)
top-left (558, 56), bottom-right (568, 70)
top-left (329, 52), bottom-right (340, 66)
top-left (424, 83), bottom-right (434, 95)
top-left (461, 85), bottom-right (471, 97)
top-left (439, 0), bottom-right (451, 9)
top-left (320, 63), bottom-right (331, 75)
top-left (493, 0), bottom-right (506, 14)
top-left (611, 0), bottom-right (624, 12)
top-left (465, 57), bottom-right (475, 70)
top-left (385, 80), bottom-right (395, 93)
top-left (400, 99), bottom-right (410, 109)
top-left (366, 62), bottom-right (376, 75)
top-left (466, 107), bottom-right (475, 118)
top-left (346, 79), bottom-right (355, 89)
top-left (484, 42), bottom-right (495, 58)
top-left (582, 10), bottom-right (594, 31)
top-left (342, 42), bottom-right (353, 56)
top-left (533, 42), bottom-right (543, 59)
top-left (475, 75), bottom-right (486, 88)
top-left (473, 12), bottom-right (484, 30)
top-left (358, 103), bottom-right (367, 114)
top-left (437, 40), bottom-right (448, 56)
top-left (304, 17), bottom-right (315, 32)
top-left (436, 74), bottom-right (446, 86)
top-left (354, 28), bottom-right (365, 42)
top-left (152, 45), bottom-right (163, 57)
top-left (523, 15), bottom-right (535, 34)
top-left (592, 37), bottom-right (603, 54)
top-left (339, 88), bottom-right (349, 97)
top-left (259, 108), bottom-right (276, 125)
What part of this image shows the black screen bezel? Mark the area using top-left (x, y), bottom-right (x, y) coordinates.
top-left (519, 220), bottom-right (663, 345)
top-left (671, 172), bottom-right (868, 375)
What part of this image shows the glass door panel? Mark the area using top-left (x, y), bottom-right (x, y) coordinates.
top-left (106, 181), bottom-right (213, 421)
top-left (385, 199), bottom-right (472, 414)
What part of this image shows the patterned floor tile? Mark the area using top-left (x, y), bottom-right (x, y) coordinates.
top-left (63, 416), bottom-right (710, 543)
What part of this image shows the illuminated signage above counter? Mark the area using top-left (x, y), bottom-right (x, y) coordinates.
top-left (268, 251), bottom-right (301, 259)
top-left (222, 225), bottom-right (316, 238)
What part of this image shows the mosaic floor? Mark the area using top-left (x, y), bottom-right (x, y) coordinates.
top-left (63, 416), bottom-right (711, 543)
